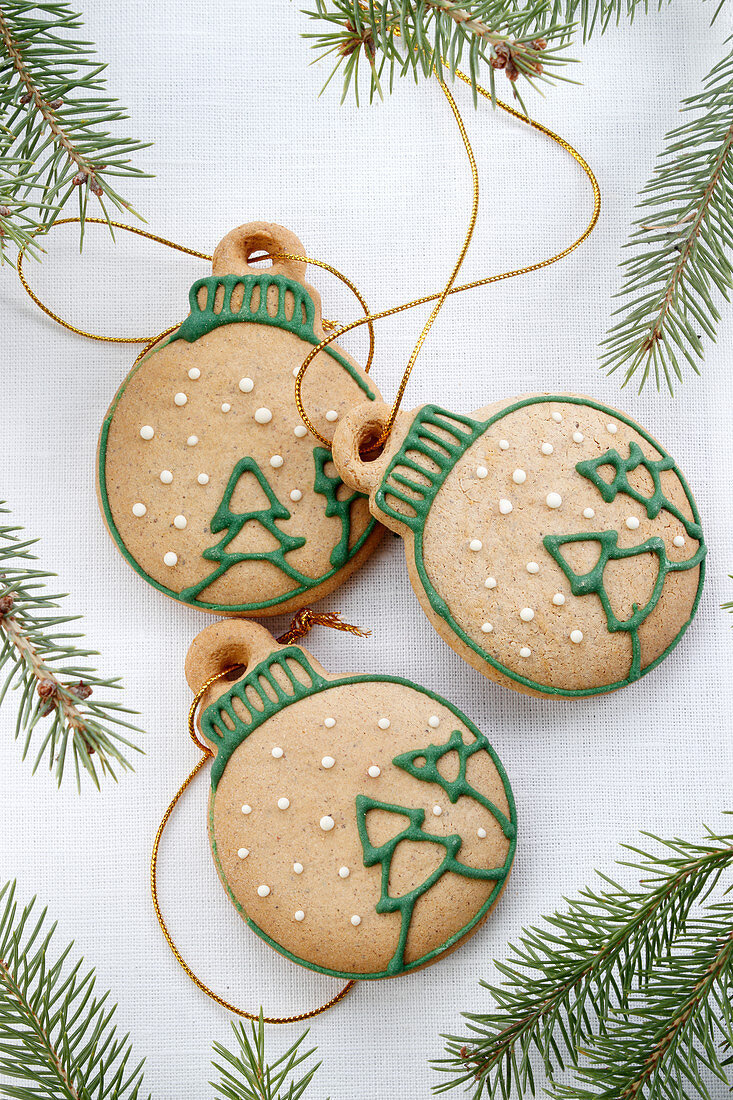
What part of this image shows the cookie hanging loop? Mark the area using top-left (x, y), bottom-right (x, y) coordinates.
top-left (212, 222), bottom-right (307, 283)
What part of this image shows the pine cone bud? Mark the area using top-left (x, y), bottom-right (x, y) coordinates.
top-left (19, 92), bottom-right (32, 106)
top-left (90, 179), bottom-right (103, 196)
top-left (532, 38), bottom-right (547, 50)
top-left (506, 59), bottom-right (519, 81)
top-left (37, 680), bottom-right (56, 699)
top-left (491, 44), bottom-right (509, 69)
top-left (72, 172), bottom-right (86, 186)
top-left (49, 99), bottom-right (63, 109)
top-left (533, 62), bottom-right (544, 74)
top-left (69, 680), bottom-right (93, 701)
top-left (0, 206), bottom-right (10, 217)
top-left (0, 593), bottom-right (15, 615)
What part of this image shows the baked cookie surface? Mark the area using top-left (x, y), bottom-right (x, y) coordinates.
top-left (333, 394), bottom-right (706, 698)
top-left (97, 223), bottom-right (383, 616)
top-left (187, 620), bottom-right (516, 980)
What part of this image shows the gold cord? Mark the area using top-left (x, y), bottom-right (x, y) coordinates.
top-left (15, 72), bottom-right (600, 452)
top-left (151, 610), bottom-right (368, 1022)
top-left (290, 70), bottom-right (601, 449)
top-left (15, 218), bottom-right (375, 370)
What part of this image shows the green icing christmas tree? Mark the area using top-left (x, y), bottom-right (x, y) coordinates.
top-left (542, 442), bottom-right (707, 682)
top-left (180, 457), bottom-right (309, 603)
top-left (355, 728), bottom-right (514, 975)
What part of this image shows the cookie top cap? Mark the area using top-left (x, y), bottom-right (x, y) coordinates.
top-left (212, 222), bottom-right (307, 283)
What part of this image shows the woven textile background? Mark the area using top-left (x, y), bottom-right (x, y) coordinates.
top-left (1, 1), bottom-right (732, 1095)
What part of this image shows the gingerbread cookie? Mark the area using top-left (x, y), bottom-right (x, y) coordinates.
top-left (332, 394), bottom-right (706, 698)
top-left (98, 222), bottom-right (383, 615)
top-left (186, 619), bottom-right (516, 980)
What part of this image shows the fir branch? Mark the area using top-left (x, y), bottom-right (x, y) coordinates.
top-left (0, 881), bottom-right (148, 1100)
top-left (211, 1014), bottom-right (322, 1100)
top-left (0, 504), bottom-right (143, 790)
top-left (0, 0), bottom-right (149, 259)
top-left (600, 43), bottom-right (733, 392)
top-left (302, 0), bottom-right (576, 107)
top-left (553, 902), bottom-right (733, 1099)
top-left (435, 826), bottom-right (733, 1098)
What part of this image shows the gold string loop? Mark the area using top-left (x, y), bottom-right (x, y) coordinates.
top-left (291, 70), bottom-right (601, 450)
top-left (151, 609), bottom-right (368, 1022)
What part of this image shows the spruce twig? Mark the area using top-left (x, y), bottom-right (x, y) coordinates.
top-left (0, 503), bottom-right (143, 790)
top-left (302, 0), bottom-right (576, 108)
top-left (435, 825), bottom-right (733, 1098)
top-left (600, 44), bottom-right (733, 392)
top-left (0, 0), bottom-right (149, 259)
top-left (211, 1013), bottom-right (322, 1100)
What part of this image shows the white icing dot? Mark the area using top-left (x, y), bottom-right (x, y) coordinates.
top-left (257, 885), bottom-right (271, 898)
top-left (188, 367), bottom-right (200, 380)
top-left (294, 910), bottom-right (305, 921)
top-left (187, 435), bottom-right (198, 446)
top-left (481, 622), bottom-right (494, 634)
top-left (140, 425), bottom-right (154, 440)
top-left (673, 535), bottom-right (685, 547)
top-left (221, 402), bottom-right (231, 413)
top-left (519, 647), bottom-right (532, 658)
top-left (573, 432), bottom-right (584, 443)
top-left (163, 551), bottom-right (178, 567)
top-left (174, 392), bottom-right (187, 406)
top-left (526, 562), bottom-right (540, 574)
top-left (432, 805), bottom-right (443, 817)
top-left (324, 717), bottom-right (336, 728)
top-left (512, 468), bottom-right (527, 484)
top-left (197, 473), bottom-right (210, 485)
top-left (368, 765), bottom-right (381, 778)
top-left (583, 508), bottom-right (595, 519)
top-left (378, 718), bottom-right (390, 730)
top-left (552, 411), bottom-right (562, 423)
top-left (320, 815), bottom-right (335, 831)
top-left (321, 756), bottom-right (336, 769)
top-left (132, 503), bottom-right (147, 517)
top-left (350, 915), bottom-right (361, 926)
top-left (570, 630), bottom-right (584, 644)
top-left (239, 377), bottom-right (254, 393)
top-left (520, 607), bottom-right (535, 622)
top-left (428, 716), bottom-right (440, 728)
top-left (477, 827), bottom-right (487, 838)
top-left (469, 538), bottom-right (483, 551)
top-left (293, 863), bottom-right (304, 874)
top-left (272, 746), bottom-right (284, 758)
top-left (325, 410), bottom-right (339, 422)
top-left (626, 515), bottom-right (640, 530)
top-left (237, 848), bottom-right (249, 859)
top-left (254, 407), bottom-right (272, 424)
top-left (160, 470), bottom-right (173, 484)
top-left (476, 465), bottom-right (488, 479)
top-left (277, 797), bottom-right (290, 810)
top-left (607, 423), bottom-right (618, 434)
top-left (485, 576), bottom-right (497, 589)
top-left (499, 439), bottom-right (509, 450)
top-left (546, 492), bottom-right (562, 509)
top-left (292, 366), bottom-right (300, 378)
top-left (173, 514), bottom-right (187, 530)
top-left (242, 804), bottom-right (252, 815)
top-left (338, 866), bottom-right (350, 878)
top-left (269, 455), bottom-right (284, 469)
top-left (541, 442), bottom-right (554, 455)
top-left (290, 489), bottom-right (302, 502)
top-left (553, 593), bottom-right (566, 606)
top-left (499, 499), bottom-right (513, 515)
top-left (294, 425), bottom-right (308, 438)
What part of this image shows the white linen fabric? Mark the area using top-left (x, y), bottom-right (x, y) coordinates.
top-left (0, 1), bottom-right (732, 1095)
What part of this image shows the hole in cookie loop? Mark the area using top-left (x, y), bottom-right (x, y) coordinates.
top-left (246, 248), bottom-right (274, 269)
top-left (223, 665), bottom-right (247, 682)
top-left (358, 424), bottom-right (388, 462)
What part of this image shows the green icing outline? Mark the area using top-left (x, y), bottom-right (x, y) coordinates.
top-left (97, 272), bottom-right (378, 613)
top-left (205, 655), bottom-right (516, 980)
top-left (374, 396), bottom-right (706, 698)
